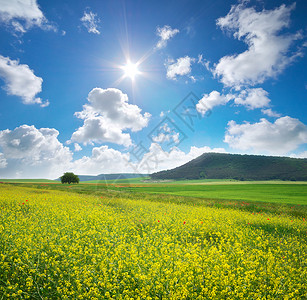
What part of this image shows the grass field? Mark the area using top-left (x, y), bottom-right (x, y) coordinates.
top-left (120, 183), bottom-right (307, 205)
top-left (0, 179), bottom-right (56, 183)
top-left (0, 181), bottom-right (307, 299)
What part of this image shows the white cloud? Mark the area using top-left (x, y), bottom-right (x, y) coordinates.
top-left (214, 3), bottom-right (303, 88)
top-left (0, 55), bottom-right (48, 107)
top-left (74, 143), bottom-right (82, 152)
top-left (71, 116), bottom-right (132, 147)
top-left (160, 110), bottom-right (170, 118)
top-left (156, 25), bottom-right (179, 49)
top-left (152, 124), bottom-right (180, 145)
top-left (81, 9), bottom-right (100, 34)
top-left (0, 125), bottom-right (228, 178)
top-left (234, 88), bottom-right (270, 109)
top-left (135, 143), bottom-right (227, 174)
top-left (224, 116), bottom-right (307, 155)
top-left (198, 54), bottom-right (211, 71)
top-left (72, 143), bottom-right (227, 176)
top-left (196, 88), bottom-right (273, 116)
top-left (196, 88), bottom-right (276, 116)
top-left (0, 125), bottom-right (73, 179)
top-left (71, 88), bottom-right (151, 146)
top-left (289, 151), bottom-right (307, 159)
top-left (261, 108), bottom-right (282, 118)
top-left (166, 56), bottom-right (195, 80)
top-left (0, 0), bottom-right (55, 33)
top-left (196, 91), bottom-right (234, 115)
top-left (40, 100), bottom-right (50, 107)
top-left (72, 145), bottom-right (132, 175)
top-left (0, 153), bottom-right (7, 169)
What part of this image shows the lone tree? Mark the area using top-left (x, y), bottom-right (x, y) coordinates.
top-left (60, 172), bottom-right (79, 184)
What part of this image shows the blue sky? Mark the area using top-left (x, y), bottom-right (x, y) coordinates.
top-left (0, 0), bottom-right (306, 178)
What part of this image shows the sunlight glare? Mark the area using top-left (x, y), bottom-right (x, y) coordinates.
top-left (122, 61), bottom-right (140, 80)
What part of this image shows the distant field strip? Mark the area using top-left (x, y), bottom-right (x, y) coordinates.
top-left (0, 179), bottom-right (56, 183)
top-left (123, 183), bottom-right (307, 205)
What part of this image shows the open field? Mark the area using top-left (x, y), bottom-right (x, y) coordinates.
top-left (3, 180), bottom-right (307, 204)
top-left (120, 183), bottom-right (307, 205)
top-left (0, 179), bottom-right (56, 183)
top-left (83, 178), bottom-right (240, 184)
top-left (83, 178), bottom-right (307, 185)
top-left (1, 181), bottom-right (307, 299)
top-left (3, 180), bottom-right (307, 216)
top-left (83, 177), bottom-right (150, 184)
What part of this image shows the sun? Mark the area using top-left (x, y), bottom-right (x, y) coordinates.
top-left (121, 61), bottom-right (140, 80)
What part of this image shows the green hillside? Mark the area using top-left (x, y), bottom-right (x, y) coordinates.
top-left (151, 153), bottom-right (307, 181)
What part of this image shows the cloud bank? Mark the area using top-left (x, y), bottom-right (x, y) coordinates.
top-left (0, 124), bottom-right (227, 178)
top-left (0, 125), bottom-right (72, 179)
top-left (224, 116), bottom-right (307, 155)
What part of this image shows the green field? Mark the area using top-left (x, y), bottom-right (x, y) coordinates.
top-left (0, 179), bottom-right (56, 183)
top-left (120, 183), bottom-right (307, 205)
top-left (1, 179), bottom-right (307, 218)
top-left (83, 176), bottom-right (150, 184)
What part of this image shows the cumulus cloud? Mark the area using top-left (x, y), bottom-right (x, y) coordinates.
top-left (224, 116), bottom-right (307, 155)
top-left (81, 9), bottom-right (100, 34)
top-left (234, 88), bottom-right (271, 109)
top-left (0, 124), bottom-right (134, 178)
top-left (71, 88), bottom-right (151, 146)
top-left (152, 132), bottom-right (179, 144)
top-left (71, 116), bottom-right (132, 147)
top-left (71, 143), bottom-right (227, 175)
top-left (135, 143), bottom-right (227, 174)
top-left (71, 142), bottom-right (228, 175)
top-left (72, 145), bottom-right (131, 175)
top-left (0, 55), bottom-right (48, 107)
top-left (156, 25), bottom-right (179, 49)
top-left (214, 3), bottom-right (303, 88)
top-left (0, 153), bottom-right (7, 169)
top-left (289, 151), bottom-right (307, 159)
top-left (0, 0), bottom-right (55, 33)
top-left (0, 125), bottom-right (73, 178)
top-left (196, 88), bottom-right (274, 115)
top-left (196, 91), bottom-right (234, 115)
top-left (74, 143), bottom-right (82, 152)
top-left (261, 108), bottom-right (282, 118)
top-left (166, 56), bottom-right (195, 80)
top-left (0, 123), bottom-right (229, 178)
top-left (152, 123), bottom-right (180, 145)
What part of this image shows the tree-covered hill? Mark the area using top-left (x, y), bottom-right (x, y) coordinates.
top-left (150, 153), bottom-right (307, 181)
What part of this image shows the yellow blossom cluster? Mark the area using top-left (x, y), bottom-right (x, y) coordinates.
top-left (0, 184), bottom-right (306, 299)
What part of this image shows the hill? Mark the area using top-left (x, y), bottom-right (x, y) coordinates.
top-left (150, 153), bottom-right (307, 181)
top-left (56, 173), bottom-right (148, 182)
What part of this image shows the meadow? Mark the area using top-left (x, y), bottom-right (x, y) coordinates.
top-left (121, 183), bottom-right (307, 205)
top-left (0, 181), bottom-right (307, 299)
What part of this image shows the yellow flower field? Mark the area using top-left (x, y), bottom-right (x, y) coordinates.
top-left (0, 184), bottom-right (306, 299)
